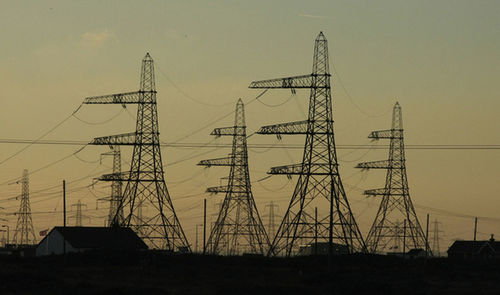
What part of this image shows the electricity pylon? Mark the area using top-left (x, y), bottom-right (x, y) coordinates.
top-left (12, 169), bottom-right (36, 245)
top-left (99, 146), bottom-right (124, 226)
top-left (265, 201), bottom-right (278, 238)
top-left (356, 102), bottom-right (429, 254)
top-left (70, 200), bottom-right (88, 227)
top-left (249, 32), bottom-right (366, 256)
top-left (431, 219), bottom-right (443, 256)
top-left (198, 99), bottom-right (270, 255)
top-left (83, 53), bottom-right (190, 251)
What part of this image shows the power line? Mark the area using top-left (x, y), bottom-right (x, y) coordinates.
top-left (0, 139), bottom-right (500, 150)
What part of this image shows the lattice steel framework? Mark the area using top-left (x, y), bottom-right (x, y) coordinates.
top-left (99, 146), bottom-right (124, 226)
top-left (83, 53), bottom-right (190, 251)
top-left (198, 99), bottom-right (270, 255)
top-left (249, 32), bottom-right (366, 256)
top-left (12, 169), bottom-right (37, 245)
top-left (356, 102), bottom-right (429, 254)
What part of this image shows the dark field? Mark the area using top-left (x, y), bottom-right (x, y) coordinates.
top-left (0, 252), bottom-right (499, 295)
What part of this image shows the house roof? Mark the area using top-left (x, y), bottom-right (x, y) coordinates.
top-left (448, 240), bottom-right (500, 254)
top-left (46, 226), bottom-right (148, 250)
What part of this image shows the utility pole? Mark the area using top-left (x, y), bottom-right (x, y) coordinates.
top-left (403, 219), bottom-right (406, 253)
top-left (314, 207), bottom-right (318, 255)
top-left (250, 32), bottom-right (366, 256)
top-left (203, 198), bottom-right (207, 255)
top-left (12, 170), bottom-right (37, 246)
top-left (63, 180), bottom-right (66, 255)
top-left (198, 99), bottom-right (270, 255)
top-left (82, 53), bottom-right (190, 251)
top-left (357, 103), bottom-right (429, 254)
top-left (425, 213), bottom-right (430, 256)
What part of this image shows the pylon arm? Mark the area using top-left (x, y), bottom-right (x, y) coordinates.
top-left (258, 120), bottom-right (309, 135)
top-left (198, 157), bottom-right (232, 167)
top-left (91, 132), bottom-right (139, 145)
top-left (83, 91), bottom-right (155, 104)
top-left (268, 164), bottom-right (303, 175)
top-left (356, 160), bottom-right (404, 169)
top-left (364, 188), bottom-right (409, 196)
top-left (206, 185), bottom-right (247, 194)
top-left (269, 163), bottom-right (335, 175)
top-left (210, 126), bottom-right (245, 137)
top-left (98, 172), bottom-right (130, 181)
top-left (249, 74), bottom-right (317, 89)
top-left (368, 129), bottom-right (403, 140)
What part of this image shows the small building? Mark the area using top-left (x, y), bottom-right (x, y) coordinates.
top-left (36, 226), bottom-right (147, 256)
top-left (298, 242), bottom-right (349, 255)
top-left (447, 235), bottom-right (500, 260)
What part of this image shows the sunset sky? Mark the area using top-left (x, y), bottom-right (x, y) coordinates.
top-left (0, 0), bottom-right (499, 252)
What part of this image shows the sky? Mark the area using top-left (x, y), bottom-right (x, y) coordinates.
top-left (0, 0), bottom-right (499, 253)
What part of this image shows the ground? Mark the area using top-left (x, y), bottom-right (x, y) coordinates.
top-left (0, 252), bottom-right (498, 294)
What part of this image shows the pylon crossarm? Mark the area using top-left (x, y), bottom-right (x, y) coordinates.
top-left (356, 160), bottom-right (404, 169)
top-left (99, 171), bottom-right (130, 182)
top-left (368, 129), bottom-right (403, 140)
top-left (364, 188), bottom-right (409, 196)
top-left (91, 132), bottom-right (138, 145)
top-left (249, 74), bottom-right (314, 89)
top-left (258, 120), bottom-right (309, 135)
top-left (206, 185), bottom-right (229, 194)
top-left (268, 164), bottom-right (303, 175)
top-left (83, 91), bottom-right (155, 104)
top-left (198, 156), bottom-right (232, 167)
top-left (211, 126), bottom-right (244, 137)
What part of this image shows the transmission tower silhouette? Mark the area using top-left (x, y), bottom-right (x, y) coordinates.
top-left (99, 146), bottom-right (124, 226)
top-left (12, 169), bottom-right (36, 245)
top-left (198, 99), bottom-right (270, 255)
top-left (432, 219), bottom-right (443, 256)
top-left (83, 53), bottom-right (190, 251)
top-left (71, 200), bottom-right (88, 227)
top-left (356, 102), bottom-right (430, 254)
top-left (265, 201), bottom-right (278, 238)
top-left (249, 32), bottom-right (366, 256)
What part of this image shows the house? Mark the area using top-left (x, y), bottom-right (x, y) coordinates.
top-left (36, 226), bottom-right (148, 256)
top-left (447, 235), bottom-right (500, 259)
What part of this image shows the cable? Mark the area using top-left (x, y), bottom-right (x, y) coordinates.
top-left (156, 65), bottom-right (234, 107)
top-left (257, 93), bottom-right (295, 107)
top-left (0, 104), bottom-right (82, 167)
top-left (73, 108), bottom-right (124, 125)
top-left (331, 61), bottom-right (390, 118)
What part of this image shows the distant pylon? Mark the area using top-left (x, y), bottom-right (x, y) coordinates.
top-left (71, 200), bottom-right (88, 227)
top-left (356, 102), bottom-right (430, 254)
top-left (99, 146), bottom-right (124, 226)
top-left (12, 169), bottom-right (36, 245)
top-left (265, 201), bottom-right (278, 238)
top-left (249, 32), bottom-right (366, 256)
top-left (198, 99), bottom-right (270, 255)
top-left (432, 219), bottom-right (443, 256)
top-left (83, 53), bottom-right (190, 251)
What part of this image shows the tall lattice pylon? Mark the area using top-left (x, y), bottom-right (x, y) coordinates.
top-left (198, 99), bottom-right (270, 255)
top-left (71, 200), bottom-right (88, 227)
top-left (83, 53), bottom-right (190, 251)
top-left (249, 32), bottom-right (366, 256)
top-left (99, 146), bottom-right (124, 226)
top-left (356, 102), bottom-right (429, 254)
top-left (12, 169), bottom-right (37, 245)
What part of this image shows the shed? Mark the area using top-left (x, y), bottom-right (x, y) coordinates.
top-left (447, 235), bottom-right (500, 259)
top-left (36, 226), bottom-right (147, 256)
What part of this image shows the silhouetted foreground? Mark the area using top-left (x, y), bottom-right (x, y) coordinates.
top-left (0, 252), bottom-right (499, 294)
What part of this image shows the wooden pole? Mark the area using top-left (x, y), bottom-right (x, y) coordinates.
top-left (63, 180), bottom-right (66, 255)
top-left (203, 198), bottom-right (207, 255)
